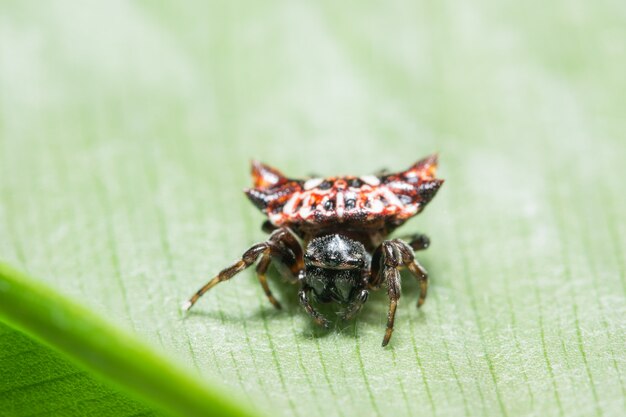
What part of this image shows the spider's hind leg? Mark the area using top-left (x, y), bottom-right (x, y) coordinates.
top-left (399, 233), bottom-right (431, 251)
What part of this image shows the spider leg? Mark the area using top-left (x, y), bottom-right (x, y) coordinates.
top-left (261, 220), bottom-right (277, 234)
top-left (255, 254), bottom-right (282, 309)
top-left (182, 243), bottom-right (266, 311)
top-left (183, 228), bottom-right (303, 312)
top-left (391, 239), bottom-right (429, 307)
top-left (374, 239), bottom-right (430, 346)
top-left (340, 270), bottom-right (370, 320)
top-left (298, 285), bottom-right (331, 328)
top-left (398, 233), bottom-right (431, 251)
top-left (379, 241), bottom-right (403, 347)
top-left (270, 227), bottom-right (305, 280)
top-left (340, 288), bottom-right (369, 321)
top-left (254, 228), bottom-right (305, 309)
top-left (409, 258), bottom-right (428, 308)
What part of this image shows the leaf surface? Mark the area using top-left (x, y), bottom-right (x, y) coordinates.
top-left (0, 264), bottom-right (258, 417)
top-left (0, 1), bottom-right (625, 417)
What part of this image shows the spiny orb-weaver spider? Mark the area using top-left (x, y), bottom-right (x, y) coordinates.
top-left (183, 155), bottom-right (444, 346)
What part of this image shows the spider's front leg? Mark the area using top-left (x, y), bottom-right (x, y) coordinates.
top-left (182, 228), bottom-right (302, 312)
top-left (371, 239), bottom-right (429, 346)
top-left (341, 269), bottom-right (370, 321)
top-left (298, 284), bottom-right (331, 329)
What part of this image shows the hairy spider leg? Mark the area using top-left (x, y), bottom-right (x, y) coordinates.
top-left (340, 269), bottom-right (371, 320)
top-left (298, 285), bottom-right (331, 329)
top-left (254, 228), bottom-right (303, 309)
top-left (401, 232), bottom-right (431, 251)
top-left (255, 256), bottom-right (282, 309)
top-left (340, 288), bottom-right (369, 321)
top-left (182, 228), bottom-right (303, 312)
top-left (371, 239), bottom-right (430, 346)
top-left (391, 239), bottom-right (429, 307)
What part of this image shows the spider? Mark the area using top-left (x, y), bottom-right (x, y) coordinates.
top-left (183, 155), bottom-right (444, 346)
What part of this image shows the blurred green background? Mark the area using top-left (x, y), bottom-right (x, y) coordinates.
top-left (0, 0), bottom-right (625, 416)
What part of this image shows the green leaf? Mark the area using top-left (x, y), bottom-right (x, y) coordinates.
top-left (1, 1), bottom-right (625, 417)
top-left (0, 263), bottom-right (258, 417)
top-left (0, 323), bottom-right (157, 417)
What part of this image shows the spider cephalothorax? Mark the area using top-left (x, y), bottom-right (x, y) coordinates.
top-left (184, 155), bottom-right (444, 346)
top-left (303, 234), bottom-right (368, 302)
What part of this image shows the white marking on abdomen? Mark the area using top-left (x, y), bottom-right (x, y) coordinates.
top-left (304, 178), bottom-right (323, 190)
top-left (368, 197), bottom-right (384, 214)
top-left (283, 192), bottom-right (301, 215)
top-left (299, 193), bottom-right (314, 218)
top-left (336, 191), bottom-right (345, 218)
top-left (360, 175), bottom-right (380, 186)
top-left (381, 187), bottom-right (404, 207)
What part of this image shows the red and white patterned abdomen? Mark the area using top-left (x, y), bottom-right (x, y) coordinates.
top-left (244, 155), bottom-right (444, 229)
